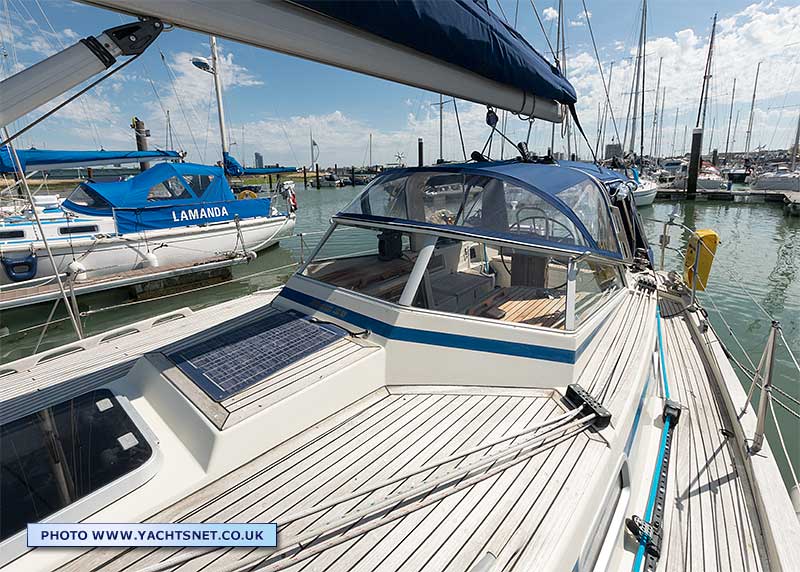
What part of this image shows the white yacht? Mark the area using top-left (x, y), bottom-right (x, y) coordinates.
top-left (0, 162), bottom-right (295, 286)
top-left (748, 166), bottom-right (800, 191)
top-left (1, 3), bottom-right (798, 572)
top-left (2, 159), bottom-right (798, 572)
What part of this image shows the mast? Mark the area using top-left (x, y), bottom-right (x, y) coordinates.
top-left (639, 0), bottom-right (647, 161)
top-left (650, 56), bottom-right (662, 157)
top-left (439, 93), bottom-right (443, 162)
top-left (561, 1), bottom-right (570, 159)
top-left (745, 61), bottom-right (760, 155)
top-left (209, 36), bottom-right (228, 162)
top-left (369, 133), bottom-right (372, 167)
top-left (696, 13), bottom-right (716, 130)
top-left (628, 0), bottom-right (646, 156)
top-left (309, 128), bottom-right (313, 168)
top-left (792, 110), bottom-right (800, 172)
top-left (550, 0), bottom-right (563, 155)
top-left (723, 77), bottom-right (736, 163)
top-left (671, 106), bottom-right (679, 157)
top-left (657, 86), bottom-right (665, 158)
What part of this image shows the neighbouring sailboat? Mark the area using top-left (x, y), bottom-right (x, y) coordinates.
top-left (0, 31), bottom-right (297, 288)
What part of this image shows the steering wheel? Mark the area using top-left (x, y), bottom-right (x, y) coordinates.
top-left (511, 206), bottom-right (575, 243)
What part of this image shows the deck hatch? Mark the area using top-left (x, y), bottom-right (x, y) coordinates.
top-left (166, 310), bottom-right (346, 401)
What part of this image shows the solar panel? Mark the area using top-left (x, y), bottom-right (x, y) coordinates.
top-left (167, 310), bottom-right (346, 401)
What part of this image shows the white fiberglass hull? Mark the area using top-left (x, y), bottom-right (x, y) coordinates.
top-left (749, 173), bottom-right (800, 191)
top-left (632, 181), bottom-right (658, 206)
top-left (0, 215), bottom-right (295, 286)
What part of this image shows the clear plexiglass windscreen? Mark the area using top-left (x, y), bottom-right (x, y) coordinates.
top-left (341, 171), bottom-right (620, 255)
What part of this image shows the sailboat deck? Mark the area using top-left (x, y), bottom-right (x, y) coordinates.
top-left (64, 386), bottom-right (608, 572)
top-left (657, 297), bottom-right (767, 572)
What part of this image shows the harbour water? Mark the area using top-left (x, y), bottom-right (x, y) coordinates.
top-left (2, 189), bottom-right (798, 485)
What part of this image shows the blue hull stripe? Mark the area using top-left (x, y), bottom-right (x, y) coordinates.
top-left (279, 287), bottom-right (580, 364)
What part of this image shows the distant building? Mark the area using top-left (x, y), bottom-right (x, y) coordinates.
top-left (254, 152), bottom-right (264, 169)
top-left (604, 143), bottom-right (622, 160)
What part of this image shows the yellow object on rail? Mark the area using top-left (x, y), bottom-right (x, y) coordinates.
top-left (683, 229), bottom-right (719, 291)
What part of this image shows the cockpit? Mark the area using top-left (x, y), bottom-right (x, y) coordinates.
top-left (301, 162), bottom-right (632, 331)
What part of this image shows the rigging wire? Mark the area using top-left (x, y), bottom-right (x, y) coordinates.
top-left (528, 0), bottom-right (558, 65)
top-left (493, 0), bottom-right (509, 24)
top-left (159, 49), bottom-right (204, 161)
top-left (26, 0), bottom-right (104, 148)
top-left (452, 98), bottom-right (468, 161)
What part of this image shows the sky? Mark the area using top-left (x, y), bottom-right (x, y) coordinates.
top-left (1, 0), bottom-right (799, 168)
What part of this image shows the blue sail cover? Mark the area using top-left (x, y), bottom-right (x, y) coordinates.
top-left (0, 146), bottom-right (180, 173)
top-left (61, 162), bottom-right (272, 235)
top-left (223, 152), bottom-right (297, 177)
top-left (291, 0), bottom-right (576, 105)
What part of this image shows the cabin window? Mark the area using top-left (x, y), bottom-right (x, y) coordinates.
top-left (0, 230), bottom-right (25, 239)
top-left (147, 176), bottom-right (193, 201)
top-left (59, 225), bottom-right (98, 235)
top-left (65, 186), bottom-right (112, 211)
top-left (302, 225), bottom-right (417, 304)
top-left (183, 174), bottom-right (215, 197)
top-left (0, 389), bottom-right (154, 542)
top-left (342, 170), bottom-right (621, 255)
top-left (573, 260), bottom-right (624, 326)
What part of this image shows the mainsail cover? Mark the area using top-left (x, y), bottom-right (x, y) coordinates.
top-left (84, 0), bottom-right (575, 122)
top-left (0, 146), bottom-right (181, 173)
top-left (292, 0), bottom-right (576, 106)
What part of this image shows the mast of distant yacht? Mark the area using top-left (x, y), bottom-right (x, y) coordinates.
top-left (744, 61), bottom-right (760, 156)
top-left (723, 77), bottom-right (736, 164)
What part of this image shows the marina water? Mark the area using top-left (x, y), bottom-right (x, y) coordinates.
top-left (2, 188), bottom-right (798, 486)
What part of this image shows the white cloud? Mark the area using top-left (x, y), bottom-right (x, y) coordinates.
top-left (543, 7), bottom-right (558, 22)
top-left (569, 10), bottom-right (591, 27)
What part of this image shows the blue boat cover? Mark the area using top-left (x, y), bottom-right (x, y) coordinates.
top-left (338, 160), bottom-right (623, 259)
top-left (292, 0), bottom-right (576, 105)
top-left (0, 146), bottom-right (180, 173)
top-left (62, 162), bottom-right (273, 234)
top-left (223, 152), bottom-right (297, 177)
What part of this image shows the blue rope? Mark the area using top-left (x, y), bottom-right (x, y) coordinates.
top-left (632, 304), bottom-right (672, 571)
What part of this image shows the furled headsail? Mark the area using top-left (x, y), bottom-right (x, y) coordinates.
top-left (84, 0), bottom-right (575, 122)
